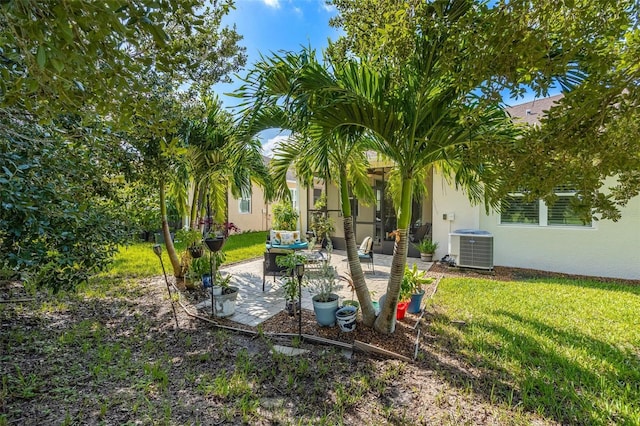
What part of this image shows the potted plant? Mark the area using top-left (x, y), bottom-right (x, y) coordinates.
top-left (175, 229), bottom-right (205, 258)
top-left (312, 215), bottom-right (335, 248)
top-left (209, 272), bottom-right (237, 317)
top-left (307, 256), bottom-right (339, 327)
top-left (339, 272), bottom-right (360, 312)
top-left (276, 252), bottom-right (307, 316)
top-left (415, 239), bottom-right (438, 261)
top-left (202, 250), bottom-right (237, 318)
top-left (203, 222), bottom-right (238, 253)
top-left (209, 250), bottom-right (227, 295)
top-left (309, 195), bottom-right (335, 247)
top-left (335, 305), bottom-right (357, 332)
top-left (402, 263), bottom-right (434, 314)
top-left (185, 256), bottom-right (209, 290)
top-left (272, 202), bottom-right (300, 231)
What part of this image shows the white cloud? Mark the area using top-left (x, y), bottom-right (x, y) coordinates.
top-left (319, 1), bottom-right (335, 12)
top-left (262, 134), bottom-right (291, 158)
top-left (262, 0), bottom-right (280, 8)
top-left (293, 6), bottom-right (302, 15)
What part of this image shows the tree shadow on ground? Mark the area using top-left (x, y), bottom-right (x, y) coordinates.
top-left (418, 307), bottom-right (639, 425)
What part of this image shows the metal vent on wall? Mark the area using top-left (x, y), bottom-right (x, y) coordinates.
top-left (449, 229), bottom-right (494, 270)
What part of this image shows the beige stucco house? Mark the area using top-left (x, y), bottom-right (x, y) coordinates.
top-left (302, 95), bottom-right (640, 280)
top-left (227, 157), bottom-right (299, 232)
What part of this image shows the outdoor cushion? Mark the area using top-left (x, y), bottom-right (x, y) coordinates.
top-left (270, 230), bottom-right (302, 246)
top-left (266, 241), bottom-right (308, 250)
top-left (359, 236), bottom-right (371, 252)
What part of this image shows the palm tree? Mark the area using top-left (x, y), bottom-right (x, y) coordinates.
top-left (160, 98), bottom-right (270, 281)
top-left (238, 0), bottom-right (520, 334)
top-left (235, 51), bottom-right (379, 326)
top-left (296, 32), bottom-right (516, 334)
top-left (246, 9), bottom-right (516, 333)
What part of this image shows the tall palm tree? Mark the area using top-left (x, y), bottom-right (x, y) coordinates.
top-left (181, 99), bottom-right (270, 231)
top-left (290, 7), bottom-right (518, 333)
top-left (236, 51), bottom-right (379, 326)
top-left (238, 0), bottom-right (519, 334)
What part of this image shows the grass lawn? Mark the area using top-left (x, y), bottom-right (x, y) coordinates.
top-left (105, 231), bottom-right (267, 278)
top-left (430, 276), bottom-right (640, 425)
top-left (3, 240), bottom-right (639, 424)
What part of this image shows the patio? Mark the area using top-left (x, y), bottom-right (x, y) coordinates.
top-left (207, 250), bottom-right (434, 327)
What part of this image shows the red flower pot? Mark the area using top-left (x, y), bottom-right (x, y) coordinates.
top-left (396, 302), bottom-right (409, 320)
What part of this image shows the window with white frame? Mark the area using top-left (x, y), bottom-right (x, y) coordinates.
top-left (500, 187), bottom-right (591, 227)
top-left (290, 188), bottom-right (298, 210)
top-left (239, 195), bottom-right (251, 214)
top-left (500, 194), bottom-right (539, 224)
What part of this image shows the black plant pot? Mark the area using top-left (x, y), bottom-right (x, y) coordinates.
top-left (204, 237), bottom-right (225, 252)
top-left (188, 245), bottom-right (204, 258)
top-left (286, 300), bottom-right (300, 317)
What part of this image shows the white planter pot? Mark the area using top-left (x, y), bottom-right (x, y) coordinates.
top-left (335, 306), bottom-right (357, 332)
top-left (420, 253), bottom-right (433, 262)
top-left (212, 286), bottom-right (238, 318)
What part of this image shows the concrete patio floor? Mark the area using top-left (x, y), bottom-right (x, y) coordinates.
top-left (204, 250), bottom-right (433, 327)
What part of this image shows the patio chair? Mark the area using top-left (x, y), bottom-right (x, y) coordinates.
top-left (358, 236), bottom-right (374, 273)
top-left (410, 223), bottom-right (432, 243)
top-left (262, 251), bottom-right (288, 291)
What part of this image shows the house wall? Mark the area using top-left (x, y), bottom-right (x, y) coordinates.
top-left (431, 173), bottom-right (480, 261)
top-left (479, 190), bottom-right (640, 281)
top-left (434, 174), bottom-right (640, 280)
top-left (356, 196), bottom-right (375, 245)
top-left (227, 185), bottom-right (270, 232)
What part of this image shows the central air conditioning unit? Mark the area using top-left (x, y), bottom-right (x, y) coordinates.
top-left (449, 229), bottom-right (494, 270)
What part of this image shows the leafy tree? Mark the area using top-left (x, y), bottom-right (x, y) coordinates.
top-left (241, 3), bottom-right (517, 333)
top-left (330, 0), bottom-right (640, 221)
top-left (0, 1), bottom-right (247, 289)
top-left (325, 0), bottom-right (640, 332)
top-left (132, 94), bottom-right (269, 282)
top-left (0, 0), bottom-right (246, 128)
top-left (0, 118), bottom-right (129, 291)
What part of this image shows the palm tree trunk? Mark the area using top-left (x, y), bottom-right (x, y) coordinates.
top-left (343, 216), bottom-right (376, 325)
top-left (339, 170), bottom-right (376, 326)
top-left (189, 180), bottom-right (200, 230)
top-left (374, 178), bottom-right (413, 334)
top-left (191, 182), bottom-right (206, 231)
top-left (160, 180), bottom-right (182, 278)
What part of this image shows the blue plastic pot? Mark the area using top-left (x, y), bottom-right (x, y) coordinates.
top-left (312, 294), bottom-right (339, 327)
top-left (407, 290), bottom-right (426, 313)
top-left (202, 273), bottom-right (212, 288)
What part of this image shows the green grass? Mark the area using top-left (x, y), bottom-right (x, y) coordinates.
top-left (431, 277), bottom-right (640, 425)
top-left (105, 231), bottom-right (267, 277)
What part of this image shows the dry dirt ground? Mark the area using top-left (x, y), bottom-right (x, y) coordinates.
top-left (3, 264), bottom-right (635, 425)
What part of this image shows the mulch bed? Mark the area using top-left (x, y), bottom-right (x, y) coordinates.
top-left (182, 262), bottom-right (639, 361)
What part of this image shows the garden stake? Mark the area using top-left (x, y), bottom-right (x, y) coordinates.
top-left (153, 244), bottom-right (180, 330)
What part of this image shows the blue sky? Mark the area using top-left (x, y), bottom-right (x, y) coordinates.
top-left (215, 0), bottom-right (555, 157)
top-left (214, 0), bottom-right (341, 156)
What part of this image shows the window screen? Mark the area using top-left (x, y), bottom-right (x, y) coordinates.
top-left (500, 195), bottom-right (539, 224)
